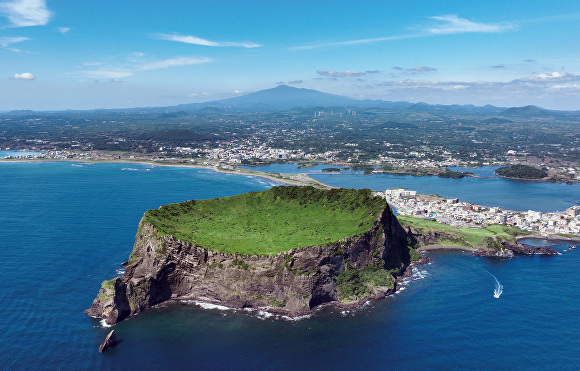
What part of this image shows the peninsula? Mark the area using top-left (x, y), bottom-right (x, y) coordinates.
top-left (86, 186), bottom-right (420, 325)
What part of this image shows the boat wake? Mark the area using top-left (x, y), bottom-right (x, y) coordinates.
top-left (483, 269), bottom-right (503, 298)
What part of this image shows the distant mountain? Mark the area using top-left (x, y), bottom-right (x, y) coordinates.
top-left (5, 110), bottom-right (35, 116)
top-left (404, 102), bottom-right (505, 115)
top-left (170, 85), bottom-right (514, 115)
top-left (3, 85), bottom-right (574, 116)
top-left (177, 85), bottom-right (361, 110)
top-left (500, 105), bottom-right (550, 117)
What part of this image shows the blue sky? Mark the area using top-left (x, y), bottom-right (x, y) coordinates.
top-left (1, 0), bottom-right (580, 110)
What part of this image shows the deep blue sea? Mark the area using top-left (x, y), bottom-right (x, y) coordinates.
top-left (1, 160), bottom-right (579, 370)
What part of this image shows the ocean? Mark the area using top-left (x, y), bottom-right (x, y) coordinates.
top-left (1, 161), bottom-right (579, 370)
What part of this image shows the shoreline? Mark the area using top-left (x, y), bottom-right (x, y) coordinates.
top-left (0, 157), bottom-right (330, 188)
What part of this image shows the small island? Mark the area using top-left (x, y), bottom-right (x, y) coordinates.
top-left (86, 186), bottom-right (421, 325)
top-left (495, 164), bottom-right (548, 180)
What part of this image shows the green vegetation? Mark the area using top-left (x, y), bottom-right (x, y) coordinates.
top-left (350, 164), bottom-right (375, 174)
top-left (208, 261), bottom-right (225, 270)
top-left (438, 169), bottom-right (473, 178)
top-left (408, 248), bottom-right (422, 262)
top-left (143, 186), bottom-right (386, 255)
top-left (496, 164), bottom-right (547, 179)
top-left (230, 259), bottom-right (250, 270)
top-left (397, 216), bottom-right (528, 249)
top-left (98, 278), bottom-right (117, 301)
top-left (335, 263), bottom-right (395, 302)
top-left (101, 278), bottom-right (116, 290)
top-left (267, 297), bottom-right (286, 307)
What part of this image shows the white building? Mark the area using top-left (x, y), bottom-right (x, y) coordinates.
top-left (385, 189), bottom-right (417, 198)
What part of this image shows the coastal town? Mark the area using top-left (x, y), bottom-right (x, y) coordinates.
top-left (384, 188), bottom-right (580, 237)
top-left (4, 144), bottom-right (578, 182)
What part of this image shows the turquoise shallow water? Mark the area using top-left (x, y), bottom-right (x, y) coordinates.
top-left (1, 162), bottom-right (579, 370)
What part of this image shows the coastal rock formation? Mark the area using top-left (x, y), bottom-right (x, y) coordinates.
top-left (99, 330), bottom-right (117, 353)
top-left (474, 241), bottom-right (558, 257)
top-left (502, 241), bottom-right (558, 255)
top-left (86, 189), bottom-right (416, 325)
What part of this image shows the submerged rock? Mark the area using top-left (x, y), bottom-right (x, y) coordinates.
top-left (99, 330), bottom-right (117, 353)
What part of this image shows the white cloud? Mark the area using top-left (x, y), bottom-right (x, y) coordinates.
top-left (58, 26), bottom-right (70, 34)
top-left (410, 66), bottom-right (437, 72)
top-left (82, 70), bottom-right (133, 79)
top-left (291, 34), bottom-right (413, 50)
top-left (515, 72), bottom-right (580, 83)
top-left (426, 14), bottom-right (516, 35)
top-left (0, 35), bottom-right (29, 47)
top-left (81, 61), bottom-right (102, 66)
top-left (392, 66), bottom-right (437, 74)
top-left (14, 72), bottom-right (34, 79)
top-left (155, 33), bottom-right (262, 48)
top-left (317, 70), bottom-right (366, 77)
top-left (138, 56), bottom-right (211, 71)
top-left (78, 56), bottom-right (210, 79)
top-left (0, 0), bottom-right (51, 27)
top-left (292, 15), bottom-right (515, 50)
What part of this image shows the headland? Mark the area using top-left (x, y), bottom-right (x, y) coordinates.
top-left (86, 186), bottom-right (421, 324)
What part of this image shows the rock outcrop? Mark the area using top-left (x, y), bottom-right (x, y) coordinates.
top-left (99, 330), bottom-right (117, 353)
top-left (86, 200), bottom-right (415, 325)
top-left (502, 241), bottom-right (558, 255)
top-left (474, 241), bottom-right (558, 257)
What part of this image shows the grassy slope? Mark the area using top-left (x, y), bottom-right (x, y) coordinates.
top-left (143, 186), bottom-right (386, 255)
top-left (397, 215), bottom-right (528, 249)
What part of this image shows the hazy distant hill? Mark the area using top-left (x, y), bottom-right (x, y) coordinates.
top-left (176, 85), bottom-right (361, 110)
top-left (4, 85), bottom-right (577, 117)
top-left (500, 105), bottom-right (550, 117)
top-left (404, 102), bottom-right (505, 115)
top-left (171, 85), bottom-right (514, 114)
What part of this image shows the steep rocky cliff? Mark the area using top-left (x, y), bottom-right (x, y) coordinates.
top-left (86, 189), bottom-right (416, 325)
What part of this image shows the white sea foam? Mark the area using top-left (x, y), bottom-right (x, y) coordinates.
top-left (413, 270), bottom-right (429, 280)
top-left (394, 286), bottom-right (406, 294)
top-left (115, 267), bottom-right (125, 275)
top-left (184, 300), bottom-right (313, 321)
top-left (483, 269), bottom-right (503, 298)
top-left (190, 301), bottom-right (232, 311)
top-left (100, 319), bottom-right (112, 328)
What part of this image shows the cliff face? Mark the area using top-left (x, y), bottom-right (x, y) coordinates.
top-left (86, 204), bottom-right (414, 325)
